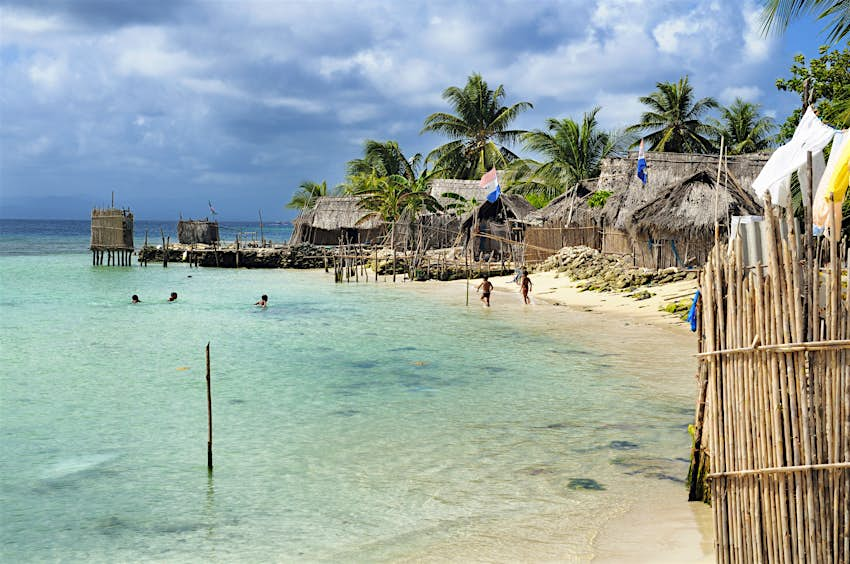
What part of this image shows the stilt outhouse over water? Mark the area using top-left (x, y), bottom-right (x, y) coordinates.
top-left (90, 207), bottom-right (134, 265)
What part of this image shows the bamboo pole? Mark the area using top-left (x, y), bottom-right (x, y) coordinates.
top-left (206, 342), bottom-right (213, 471)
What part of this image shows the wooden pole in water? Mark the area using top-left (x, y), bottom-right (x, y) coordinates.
top-left (206, 342), bottom-right (213, 471)
top-left (465, 249), bottom-right (470, 306)
top-left (258, 209), bottom-right (265, 247)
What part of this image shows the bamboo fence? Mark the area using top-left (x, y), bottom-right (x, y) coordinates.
top-left (696, 202), bottom-right (849, 563)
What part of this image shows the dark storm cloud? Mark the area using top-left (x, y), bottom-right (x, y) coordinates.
top-left (0, 0), bottom-right (828, 220)
top-left (3, 0), bottom-right (198, 28)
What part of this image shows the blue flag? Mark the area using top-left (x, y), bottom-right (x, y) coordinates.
top-left (637, 139), bottom-right (647, 185)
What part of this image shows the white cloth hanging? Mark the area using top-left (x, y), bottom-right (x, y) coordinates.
top-left (752, 107), bottom-right (835, 206)
top-left (813, 131), bottom-right (847, 235)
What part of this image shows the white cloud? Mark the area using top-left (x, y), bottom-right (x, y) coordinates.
top-left (192, 172), bottom-right (244, 185)
top-left (720, 85), bottom-right (763, 104)
top-left (337, 104), bottom-right (381, 124)
top-left (20, 135), bottom-right (53, 157)
top-left (181, 77), bottom-right (243, 98)
top-left (0, 7), bottom-right (66, 36)
top-left (742, 1), bottom-right (772, 62)
top-left (262, 96), bottom-right (324, 114)
top-left (594, 92), bottom-right (646, 129)
top-left (112, 27), bottom-right (206, 78)
top-left (27, 56), bottom-right (68, 91)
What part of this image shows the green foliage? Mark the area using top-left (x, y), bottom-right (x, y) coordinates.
top-left (346, 139), bottom-right (422, 181)
top-left (761, 0), bottom-right (850, 44)
top-left (352, 170), bottom-right (442, 228)
top-left (285, 180), bottom-right (334, 210)
top-left (439, 191), bottom-right (479, 215)
top-left (775, 44), bottom-right (850, 141)
top-left (709, 98), bottom-right (777, 154)
top-left (626, 76), bottom-right (718, 153)
top-left (515, 107), bottom-right (626, 198)
top-left (524, 192), bottom-right (551, 209)
top-left (421, 73), bottom-right (532, 179)
top-left (587, 190), bottom-right (612, 208)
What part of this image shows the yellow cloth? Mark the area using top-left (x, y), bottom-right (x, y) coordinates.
top-left (827, 135), bottom-right (850, 202)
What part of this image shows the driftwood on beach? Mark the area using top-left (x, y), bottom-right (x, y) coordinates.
top-left (692, 200), bottom-right (849, 563)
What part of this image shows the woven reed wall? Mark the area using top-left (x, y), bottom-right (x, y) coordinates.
top-left (524, 226), bottom-right (601, 263)
top-left (177, 220), bottom-right (220, 245)
top-left (90, 208), bottom-right (134, 250)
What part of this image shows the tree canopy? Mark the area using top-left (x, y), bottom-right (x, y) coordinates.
top-left (626, 76), bottom-right (718, 153)
top-left (285, 180), bottom-right (334, 210)
top-left (709, 98), bottom-right (776, 154)
top-left (775, 44), bottom-right (850, 140)
top-left (761, 0), bottom-right (850, 44)
top-left (516, 107), bottom-right (625, 199)
top-left (421, 73), bottom-right (532, 179)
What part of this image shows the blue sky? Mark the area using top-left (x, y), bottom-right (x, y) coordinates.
top-left (0, 0), bottom-right (831, 220)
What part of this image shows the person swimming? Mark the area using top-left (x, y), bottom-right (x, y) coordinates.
top-left (168, 292), bottom-right (178, 302)
top-left (131, 295), bottom-right (141, 304)
top-left (255, 294), bottom-right (268, 308)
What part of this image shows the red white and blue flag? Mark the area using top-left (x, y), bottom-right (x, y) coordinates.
top-left (480, 167), bottom-right (501, 203)
top-left (636, 139), bottom-right (647, 185)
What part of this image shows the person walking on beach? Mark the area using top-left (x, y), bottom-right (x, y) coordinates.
top-left (255, 294), bottom-right (268, 308)
top-left (131, 295), bottom-right (141, 304)
top-left (476, 276), bottom-right (493, 307)
top-left (520, 269), bottom-right (533, 305)
top-left (168, 292), bottom-right (178, 302)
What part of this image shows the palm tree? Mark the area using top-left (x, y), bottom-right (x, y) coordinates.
top-left (627, 76), bottom-right (718, 153)
top-left (285, 180), bottom-right (332, 210)
top-left (346, 140), bottom-right (423, 182)
top-left (709, 98), bottom-right (776, 154)
top-left (516, 107), bottom-right (626, 199)
top-left (762, 0), bottom-right (849, 43)
top-left (352, 171), bottom-right (442, 280)
top-left (421, 73), bottom-right (533, 179)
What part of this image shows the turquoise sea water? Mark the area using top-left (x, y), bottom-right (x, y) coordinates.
top-left (0, 221), bottom-right (701, 562)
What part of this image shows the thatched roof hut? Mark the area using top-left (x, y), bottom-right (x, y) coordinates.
top-left (177, 219), bottom-right (220, 245)
top-left (601, 151), bottom-right (770, 230)
top-left (460, 194), bottom-right (535, 259)
top-left (523, 180), bottom-right (600, 227)
top-left (625, 170), bottom-right (762, 239)
top-left (289, 196), bottom-right (385, 245)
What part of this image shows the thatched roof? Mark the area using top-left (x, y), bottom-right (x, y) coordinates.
top-left (429, 174), bottom-right (510, 208)
top-left (460, 193), bottom-right (535, 229)
top-left (624, 170), bottom-right (763, 238)
top-left (294, 196), bottom-right (383, 231)
top-left (429, 178), bottom-right (488, 207)
top-left (601, 151), bottom-right (770, 229)
top-left (523, 179), bottom-right (600, 226)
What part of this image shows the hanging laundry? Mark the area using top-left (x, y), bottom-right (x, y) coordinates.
top-left (752, 107), bottom-right (835, 206)
top-left (826, 131), bottom-right (850, 203)
top-left (813, 132), bottom-right (846, 235)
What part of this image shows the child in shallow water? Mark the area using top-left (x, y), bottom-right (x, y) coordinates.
top-left (131, 295), bottom-right (140, 304)
top-left (168, 292), bottom-right (178, 302)
top-left (255, 294), bottom-right (268, 308)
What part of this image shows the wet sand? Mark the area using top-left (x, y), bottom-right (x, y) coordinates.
top-left (389, 270), bottom-right (714, 562)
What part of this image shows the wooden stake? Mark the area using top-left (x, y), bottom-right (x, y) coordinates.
top-left (206, 342), bottom-right (213, 471)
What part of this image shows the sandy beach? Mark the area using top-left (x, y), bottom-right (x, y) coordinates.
top-left (390, 270), bottom-right (715, 562)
